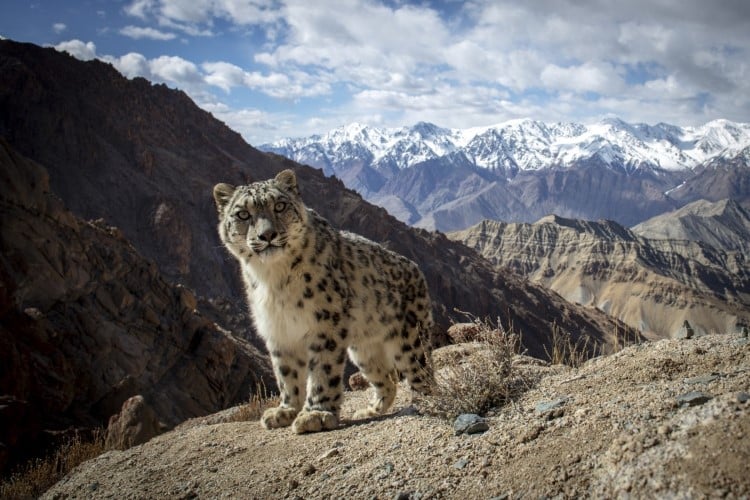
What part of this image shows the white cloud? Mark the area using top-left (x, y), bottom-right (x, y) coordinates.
top-left (108, 52), bottom-right (151, 79)
top-left (54, 39), bottom-right (97, 61)
top-left (52, 23), bottom-right (67, 34)
top-left (148, 55), bottom-right (203, 84)
top-left (540, 62), bottom-right (625, 95)
top-left (202, 61), bottom-right (246, 91)
top-left (123, 0), bottom-right (282, 31)
top-left (201, 61), bottom-right (330, 99)
top-left (51, 1), bottom-right (750, 142)
top-left (120, 25), bottom-right (177, 40)
top-left (124, 0), bottom-right (155, 19)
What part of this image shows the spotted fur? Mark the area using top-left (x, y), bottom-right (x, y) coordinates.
top-left (214, 170), bottom-right (433, 433)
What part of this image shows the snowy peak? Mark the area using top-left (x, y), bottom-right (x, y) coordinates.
top-left (260, 118), bottom-right (750, 177)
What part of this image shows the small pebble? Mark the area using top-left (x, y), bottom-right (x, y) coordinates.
top-left (454, 414), bottom-right (489, 435)
top-left (453, 458), bottom-right (469, 469)
top-left (535, 397), bottom-right (569, 414)
top-left (684, 374), bottom-right (720, 385)
top-left (317, 448), bottom-right (339, 460)
top-left (676, 391), bottom-right (712, 407)
top-left (302, 463), bottom-right (316, 476)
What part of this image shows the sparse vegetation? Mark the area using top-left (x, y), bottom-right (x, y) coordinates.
top-left (0, 429), bottom-right (106, 499)
top-left (545, 322), bottom-right (601, 367)
top-left (421, 313), bottom-right (524, 419)
top-left (229, 381), bottom-right (279, 422)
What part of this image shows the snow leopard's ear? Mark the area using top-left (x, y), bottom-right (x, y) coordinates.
top-left (274, 169), bottom-right (300, 196)
top-left (213, 183), bottom-right (236, 213)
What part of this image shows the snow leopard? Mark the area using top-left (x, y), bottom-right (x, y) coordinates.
top-left (213, 169), bottom-right (433, 434)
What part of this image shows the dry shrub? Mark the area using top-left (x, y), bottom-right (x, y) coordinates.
top-left (421, 314), bottom-right (523, 419)
top-left (229, 381), bottom-right (279, 422)
top-left (545, 323), bottom-right (601, 368)
top-left (0, 429), bottom-right (106, 499)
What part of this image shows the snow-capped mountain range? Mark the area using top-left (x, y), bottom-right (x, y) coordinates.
top-left (262, 118), bottom-right (750, 176)
top-left (260, 119), bottom-right (750, 231)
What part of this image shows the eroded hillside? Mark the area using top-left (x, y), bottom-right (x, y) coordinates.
top-left (449, 213), bottom-right (750, 339)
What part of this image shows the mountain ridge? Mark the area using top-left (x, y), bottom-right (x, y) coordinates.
top-left (262, 118), bottom-right (750, 175)
top-left (448, 204), bottom-right (750, 339)
top-left (632, 198), bottom-right (750, 253)
top-left (261, 119), bottom-right (750, 231)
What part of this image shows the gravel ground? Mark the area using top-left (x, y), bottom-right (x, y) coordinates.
top-left (44, 333), bottom-right (750, 499)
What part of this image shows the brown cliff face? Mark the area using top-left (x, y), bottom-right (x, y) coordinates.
top-left (449, 215), bottom-right (750, 339)
top-left (0, 139), bottom-right (272, 474)
top-left (0, 39), bottom-right (634, 359)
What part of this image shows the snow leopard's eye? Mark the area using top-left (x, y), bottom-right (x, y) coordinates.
top-left (236, 209), bottom-right (251, 221)
top-left (274, 201), bottom-right (287, 213)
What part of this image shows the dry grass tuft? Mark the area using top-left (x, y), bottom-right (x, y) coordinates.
top-left (0, 429), bottom-right (106, 499)
top-left (421, 313), bottom-right (524, 419)
top-left (545, 323), bottom-right (601, 368)
top-left (228, 381), bottom-right (279, 422)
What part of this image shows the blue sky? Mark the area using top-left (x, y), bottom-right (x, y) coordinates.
top-left (2, 0), bottom-right (749, 145)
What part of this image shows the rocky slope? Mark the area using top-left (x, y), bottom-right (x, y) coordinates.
top-left (0, 139), bottom-right (273, 474)
top-left (0, 38), bottom-right (635, 357)
top-left (262, 120), bottom-right (750, 231)
top-left (449, 215), bottom-right (750, 339)
top-left (43, 333), bottom-right (750, 499)
top-left (632, 198), bottom-right (750, 253)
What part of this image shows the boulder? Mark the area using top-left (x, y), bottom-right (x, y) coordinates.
top-left (105, 396), bottom-right (163, 450)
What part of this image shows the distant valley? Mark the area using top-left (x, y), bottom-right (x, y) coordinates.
top-left (448, 199), bottom-right (750, 339)
top-left (261, 120), bottom-right (750, 231)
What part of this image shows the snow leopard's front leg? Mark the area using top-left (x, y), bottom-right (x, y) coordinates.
top-left (291, 331), bottom-right (347, 434)
top-left (261, 346), bottom-right (306, 429)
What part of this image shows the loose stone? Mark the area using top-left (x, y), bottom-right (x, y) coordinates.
top-left (535, 397), bottom-right (569, 414)
top-left (676, 391), bottom-right (712, 407)
top-left (454, 413), bottom-right (490, 435)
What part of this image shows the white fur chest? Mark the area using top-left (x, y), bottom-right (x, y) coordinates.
top-left (242, 263), bottom-right (313, 349)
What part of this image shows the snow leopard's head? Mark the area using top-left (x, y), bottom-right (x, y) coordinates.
top-left (214, 169), bottom-right (308, 265)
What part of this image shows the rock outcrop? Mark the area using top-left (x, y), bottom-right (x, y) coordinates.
top-left (0, 139), bottom-right (272, 474)
top-left (105, 396), bottom-right (164, 451)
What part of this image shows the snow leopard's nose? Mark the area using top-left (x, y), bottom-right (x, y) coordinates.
top-left (255, 218), bottom-right (278, 243)
top-left (258, 228), bottom-right (278, 243)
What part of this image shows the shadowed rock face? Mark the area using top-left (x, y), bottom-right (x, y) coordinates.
top-left (0, 139), bottom-right (272, 474)
top-left (449, 215), bottom-right (750, 339)
top-left (0, 39), bottom-right (634, 360)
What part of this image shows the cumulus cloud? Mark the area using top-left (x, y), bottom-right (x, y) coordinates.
top-left (148, 55), bottom-right (203, 84)
top-left (57, 0), bottom-right (750, 141)
top-left (120, 25), bottom-right (177, 40)
top-left (540, 62), bottom-right (625, 95)
top-left (124, 0), bottom-right (154, 20)
top-left (123, 0), bottom-right (282, 30)
top-left (52, 23), bottom-right (67, 34)
top-left (54, 39), bottom-right (97, 61)
top-left (109, 52), bottom-right (151, 79)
